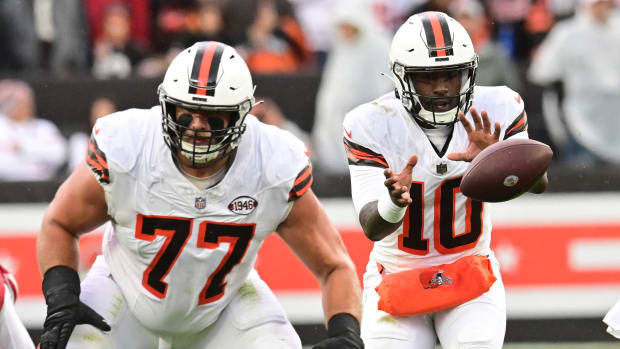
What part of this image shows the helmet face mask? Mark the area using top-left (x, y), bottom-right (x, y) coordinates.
top-left (389, 12), bottom-right (478, 126)
top-left (159, 42), bottom-right (255, 168)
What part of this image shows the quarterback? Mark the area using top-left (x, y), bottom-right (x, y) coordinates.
top-left (344, 12), bottom-right (548, 349)
top-left (37, 42), bottom-right (363, 349)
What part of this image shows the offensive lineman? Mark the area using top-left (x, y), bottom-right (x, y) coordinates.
top-left (343, 12), bottom-right (548, 349)
top-left (0, 265), bottom-right (35, 349)
top-left (37, 42), bottom-right (363, 349)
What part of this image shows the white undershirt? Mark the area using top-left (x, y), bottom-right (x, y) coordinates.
top-left (421, 125), bottom-right (453, 151)
top-left (181, 165), bottom-right (228, 191)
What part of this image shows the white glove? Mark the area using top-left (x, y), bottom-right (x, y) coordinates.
top-left (603, 299), bottom-right (620, 339)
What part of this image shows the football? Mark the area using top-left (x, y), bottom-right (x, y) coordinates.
top-left (460, 138), bottom-right (553, 202)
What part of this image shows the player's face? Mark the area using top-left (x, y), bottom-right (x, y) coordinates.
top-left (410, 70), bottom-right (462, 112)
top-left (175, 106), bottom-right (233, 144)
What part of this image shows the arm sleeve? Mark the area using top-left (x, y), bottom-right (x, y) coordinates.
top-left (349, 165), bottom-right (387, 217)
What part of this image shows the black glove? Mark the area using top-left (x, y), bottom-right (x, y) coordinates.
top-left (313, 313), bottom-right (364, 349)
top-left (40, 266), bottom-right (111, 349)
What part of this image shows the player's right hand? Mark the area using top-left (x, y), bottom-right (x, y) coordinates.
top-left (383, 154), bottom-right (418, 207)
top-left (40, 266), bottom-right (110, 349)
top-left (312, 313), bottom-right (364, 349)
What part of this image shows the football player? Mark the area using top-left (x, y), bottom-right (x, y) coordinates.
top-left (37, 42), bottom-right (363, 349)
top-left (343, 12), bottom-right (548, 349)
top-left (0, 264), bottom-right (35, 349)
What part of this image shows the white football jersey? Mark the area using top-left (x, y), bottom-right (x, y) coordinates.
top-left (86, 107), bottom-right (312, 334)
top-left (343, 86), bottom-right (528, 283)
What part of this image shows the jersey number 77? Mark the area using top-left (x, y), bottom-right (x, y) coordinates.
top-left (135, 214), bottom-right (255, 304)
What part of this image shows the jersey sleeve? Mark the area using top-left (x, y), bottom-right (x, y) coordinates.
top-left (500, 86), bottom-right (529, 140)
top-left (343, 106), bottom-right (391, 216)
top-left (86, 110), bottom-right (141, 186)
top-left (262, 123), bottom-right (314, 225)
top-left (288, 161), bottom-right (313, 202)
top-left (86, 131), bottom-right (110, 184)
top-left (343, 107), bottom-right (389, 169)
top-left (259, 121), bottom-right (313, 202)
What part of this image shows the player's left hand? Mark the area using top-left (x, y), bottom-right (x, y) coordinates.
top-left (447, 107), bottom-right (501, 162)
top-left (312, 313), bottom-right (364, 349)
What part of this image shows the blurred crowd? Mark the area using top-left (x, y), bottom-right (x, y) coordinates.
top-left (1, 0), bottom-right (620, 182)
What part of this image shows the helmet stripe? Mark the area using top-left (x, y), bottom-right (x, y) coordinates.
top-left (421, 12), bottom-right (453, 57)
top-left (189, 42), bottom-right (225, 96)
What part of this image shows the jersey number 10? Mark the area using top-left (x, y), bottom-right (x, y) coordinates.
top-left (399, 177), bottom-right (484, 255)
top-left (135, 215), bottom-right (255, 304)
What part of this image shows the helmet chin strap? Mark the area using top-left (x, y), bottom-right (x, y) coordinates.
top-left (180, 141), bottom-right (223, 164)
top-left (417, 106), bottom-right (458, 125)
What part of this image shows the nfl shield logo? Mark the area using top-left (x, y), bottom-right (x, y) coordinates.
top-left (436, 163), bottom-right (448, 175)
top-left (195, 197), bottom-right (206, 209)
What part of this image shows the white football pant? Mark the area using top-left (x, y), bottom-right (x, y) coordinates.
top-left (67, 256), bottom-right (302, 349)
top-left (361, 258), bottom-right (506, 349)
top-left (0, 284), bottom-right (35, 349)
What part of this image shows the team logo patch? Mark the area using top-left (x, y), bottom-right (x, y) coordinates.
top-left (420, 269), bottom-right (452, 289)
top-left (195, 197), bottom-right (207, 209)
top-left (228, 196), bottom-right (258, 215)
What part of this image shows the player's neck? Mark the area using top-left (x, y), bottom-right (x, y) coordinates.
top-left (415, 118), bottom-right (452, 130)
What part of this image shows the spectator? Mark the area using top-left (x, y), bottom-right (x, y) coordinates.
top-left (312, 2), bottom-right (392, 175)
top-left (406, 0), bottom-right (454, 17)
top-left (370, 0), bottom-right (427, 32)
top-left (67, 97), bottom-right (118, 172)
top-left (453, 0), bottom-right (522, 91)
top-left (251, 96), bottom-right (311, 147)
top-left (168, 0), bottom-right (230, 50)
top-left (0, 0), bottom-right (39, 72)
top-left (548, 0), bottom-right (580, 20)
top-left (234, 0), bottom-right (314, 73)
top-left (483, 0), bottom-right (554, 61)
top-left (84, 0), bottom-right (151, 49)
top-left (92, 3), bottom-right (148, 79)
top-left (288, 0), bottom-right (333, 66)
top-left (0, 80), bottom-right (66, 181)
top-left (33, 0), bottom-right (90, 77)
top-left (528, 0), bottom-right (620, 165)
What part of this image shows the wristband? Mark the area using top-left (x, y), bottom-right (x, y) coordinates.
top-left (377, 190), bottom-right (407, 223)
top-left (42, 265), bottom-right (81, 312)
top-left (326, 313), bottom-right (360, 337)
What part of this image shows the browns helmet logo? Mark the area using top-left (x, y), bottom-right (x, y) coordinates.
top-left (420, 269), bottom-right (452, 289)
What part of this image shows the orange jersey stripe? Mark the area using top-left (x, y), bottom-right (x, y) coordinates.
top-left (88, 140), bottom-right (109, 170)
top-left (346, 153), bottom-right (389, 168)
top-left (344, 143), bottom-right (387, 162)
top-left (289, 175), bottom-right (313, 199)
top-left (506, 112), bottom-right (527, 136)
top-left (294, 164), bottom-right (312, 186)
